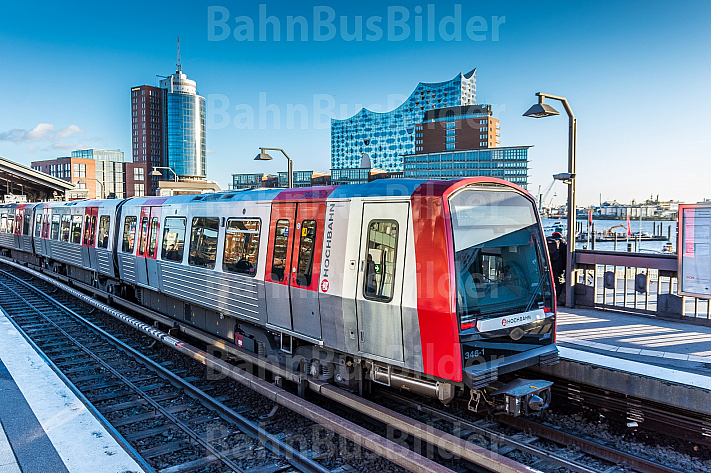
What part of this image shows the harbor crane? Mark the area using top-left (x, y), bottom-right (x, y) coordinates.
top-left (538, 179), bottom-right (556, 212)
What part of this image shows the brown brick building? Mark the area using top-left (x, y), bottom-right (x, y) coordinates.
top-left (415, 105), bottom-right (499, 154)
top-left (32, 149), bottom-right (147, 199)
top-left (131, 85), bottom-right (167, 196)
top-left (31, 157), bottom-right (97, 199)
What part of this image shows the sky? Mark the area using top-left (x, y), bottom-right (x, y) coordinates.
top-left (0, 0), bottom-right (710, 206)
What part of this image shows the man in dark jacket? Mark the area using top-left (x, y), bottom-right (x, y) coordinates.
top-left (546, 231), bottom-right (568, 304)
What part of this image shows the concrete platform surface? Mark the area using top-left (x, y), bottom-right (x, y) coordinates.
top-left (0, 308), bottom-right (146, 473)
top-left (556, 307), bottom-right (711, 376)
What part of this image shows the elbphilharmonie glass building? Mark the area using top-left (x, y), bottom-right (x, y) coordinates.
top-left (330, 68), bottom-right (477, 173)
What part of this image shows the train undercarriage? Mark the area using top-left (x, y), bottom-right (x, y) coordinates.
top-left (3, 251), bottom-right (555, 417)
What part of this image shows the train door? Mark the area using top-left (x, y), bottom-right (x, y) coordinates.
top-left (265, 203), bottom-right (297, 331)
top-left (355, 202), bottom-right (409, 362)
top-left (40, 207), bottom-right (51, 254)
top-left (81, 207), bottom-right (98, 269)
top-left (13, 208), bottom-right (22, 249)
top-left (290, 202), bottom-right (325, 339)
top-left (136, 206), bottom-right (161, 288)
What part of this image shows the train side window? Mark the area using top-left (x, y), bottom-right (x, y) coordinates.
top-left (83, 215), bottom-right (92, 244)
top-left (122, 216), bottom-right (137, 253)
top-left (70, 215), bottom-right (83, 244)
top-left (35, 214), bottom-right (42, 237)
top-left (0, 214), bottom-right (6, 233)
top-left (147, 217), bottom-right (159, 258)
top-left (89, 215), bottom-right (97, 246)
top-left (363, 220), bottom-right (399, 302)
top-left (97, 216), bottom-right (111, 249)
top-left (50, 215), bottom-right (61, 240)
top-left (23, 213), bottom-right (31, 235)
top-left (8, 214), bottom-right (14, 234)
top-left (60, 215), bottom-right (71, 242)
top-left (161, 217), bottom-right (186, 262)
top-left (270, 219), bottom-right (290, 282)
top-left (223, 218), bottom-right (260, 276)
top-left (188, 217), bottom-right (219, 269)
top-left (137, 217), bottom-right (149, 256)
top-left (295, 220), bottom-right (317, 287)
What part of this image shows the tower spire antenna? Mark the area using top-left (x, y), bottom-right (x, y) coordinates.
top-left (176, 36), bottom-right (181, 72)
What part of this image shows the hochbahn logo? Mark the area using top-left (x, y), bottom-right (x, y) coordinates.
top-left (320, 203), bottom-right (335, 292)
top-left (502, 313), bottom-right (532, 326)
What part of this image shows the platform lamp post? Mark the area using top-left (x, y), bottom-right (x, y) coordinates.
top-left (255, 148), bottom-right (293, 188)
top-left (78, 178), bottom-right (104, 199)
top-left (524, 92), bottom-right (577, 308)
top-left (150, 166), bottom-right (179, 182)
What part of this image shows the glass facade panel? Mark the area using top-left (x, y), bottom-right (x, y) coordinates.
top-left (167, 93), bottom-right (206, 179)
top-left (402, 147), bottom-right (529, 189)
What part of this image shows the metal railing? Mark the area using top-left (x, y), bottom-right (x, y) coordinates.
top-left (573, 249), bottom-right (711, 320)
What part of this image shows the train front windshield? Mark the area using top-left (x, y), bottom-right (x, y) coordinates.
top-left (450, 188), bottom-right (552, 324)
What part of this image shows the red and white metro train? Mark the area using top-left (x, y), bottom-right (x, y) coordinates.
top-left (0, 177), bottom-right (558, 415)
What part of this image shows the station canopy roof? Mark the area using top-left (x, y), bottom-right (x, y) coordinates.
top-left (0, 156), bottom-right (74, 202)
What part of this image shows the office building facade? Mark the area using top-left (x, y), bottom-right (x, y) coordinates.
top-left (403, 147), bottom-right (529, 188)
top-left (131, 43), bottom-right (206, 195)
top-left (416, 105), bottom-right (500, 153)
top-left (32, 148), bottom-right (129, 199)
top-left (160, 67), bottom-right (206, 181)
top-left (131, 85), bottom-right (167, 196)
top-left (331, 69), bottom-right (476, 173)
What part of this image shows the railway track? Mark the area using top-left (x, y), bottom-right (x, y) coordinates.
top-left (0, 267), bottom-right (334, 473)
top-left (1, 259), bottom-right (706, 473)
top-left (374, 391), bottom-right (688, 473)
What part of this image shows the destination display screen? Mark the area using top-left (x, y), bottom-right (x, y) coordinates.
top-left (679, 204), bottom-right (711, 298)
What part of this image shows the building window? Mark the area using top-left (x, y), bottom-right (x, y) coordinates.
top-left (134, 183), bottom-right (145, 197)
top-left (134, 167), bottom-right (145, 181)
top-left (223, 219), bottom-right (261, 276)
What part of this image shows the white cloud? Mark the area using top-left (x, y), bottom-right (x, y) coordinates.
top-left (52, 141), bottom-right (85, 151)
top-left (25, 123), bottom-right (56, 141)
top-left (56, 125), bottom-right (84, 139)
top-left (27, 145), bottom-right (38, 153)
top-left (0, 123), bottom-right (85, 146)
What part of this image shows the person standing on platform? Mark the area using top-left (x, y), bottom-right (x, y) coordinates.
top-left (546, 231), bottom-right (568, 304)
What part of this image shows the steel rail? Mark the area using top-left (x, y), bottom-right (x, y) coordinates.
top-left (380, 391), bottom-right (687, 473)
top-left (0, 268), bottom-right (331, 473)
top-left (0, 261), bottom-right (457, 473)
top-left (0, 275), bottom-right (247, 473)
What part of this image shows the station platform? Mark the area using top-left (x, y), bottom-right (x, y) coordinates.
top-left (534, 306), bottom-right (711, 416)
top-left (0, 309), bottom-right (147, 473)
top-left (556, 307), bottom-right (711, 376)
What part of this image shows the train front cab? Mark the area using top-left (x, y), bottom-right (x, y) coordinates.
top-left (445, 179), bottom-right (559, 416)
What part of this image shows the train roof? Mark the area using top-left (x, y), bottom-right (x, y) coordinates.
top-left (1, 178), bottom-right (532, 208)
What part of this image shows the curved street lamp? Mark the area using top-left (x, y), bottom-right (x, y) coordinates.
top-left (524, 92), bottom-right (577, 308)
top-left (78, 178), bottom-right (104, 199)
top-left (255, 147), bottom-right (293, 188)
top-left (150, 166), bottom-right (178, 182)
